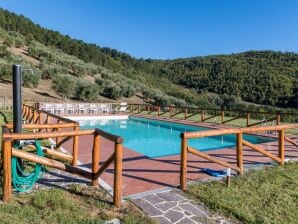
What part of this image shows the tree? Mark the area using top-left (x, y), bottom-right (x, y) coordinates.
top-left (52, 74), bottom-right (77, 99)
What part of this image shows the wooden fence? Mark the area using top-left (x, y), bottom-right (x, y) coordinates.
top-left (1, 104), bottom-right (123, 207)
top-left (21, 104), bottom-right (80, 165)
top-left (179, 124), bottom-right (298, 191)
top-left (127, 104), bottom-right (298, 126)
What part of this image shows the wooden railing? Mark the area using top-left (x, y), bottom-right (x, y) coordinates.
top-left (1, 126), bottom-right (123, 207)
top-left (2, 104), bottom-right (124, 207)
top-left (128, 104), bottom-right (298, 126)
top-left (179, 124), bottom-right (298, 191)
top-left (21, 104), bottom-right (80, 165)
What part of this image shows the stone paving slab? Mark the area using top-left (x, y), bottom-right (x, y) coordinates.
top-left (35, 169), bottom-right (90, 190)
top-left (132, 189), bottom-right (232, 224)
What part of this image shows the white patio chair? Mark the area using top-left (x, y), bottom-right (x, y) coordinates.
top-left (119, 102), bottom-right (127, 113)
top-left (45, 103), bottom-right (54, 114)
top-left (78, 104), bottom-right (86, 114)
top-left (39, 103), bottom-right (45, 111)
top-left (65, 104), bottom-right (75, 115)
top-left (89, 104), bottom-right (98, 114)
top-left (99, 104), bottom-right (109, 114)
top-left (55, 104), bottom-right (64, 114)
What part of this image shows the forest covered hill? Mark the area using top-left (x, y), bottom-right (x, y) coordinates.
top-left (0, 8), bottom-right (297, 110)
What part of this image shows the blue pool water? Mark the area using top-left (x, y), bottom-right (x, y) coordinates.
top-left (79, 116), bottom-right (273, 158)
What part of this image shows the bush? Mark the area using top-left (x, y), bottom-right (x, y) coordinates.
top-left (0, 63), bottom-right (11, 80)
top-left (14, 38), bottom-right (24, 48)
top-left (52, 74), bottom-right (77, 99)
top-left (103, 84), bottom-right (122, 100)
top-left (75, 81), bottom-right (101, 101)
top-left (23, 70), bottom-right (40, 88)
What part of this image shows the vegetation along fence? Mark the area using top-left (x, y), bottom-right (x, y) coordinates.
top-left (179, 124), bottom-right (298, 191)
top-left (1, 104), bottom-right (123, 207)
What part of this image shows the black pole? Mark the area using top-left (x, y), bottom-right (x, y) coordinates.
top-left (13, 64), bottom-right (23, 171)
top-left (12, 64), bottom-right (22, 134)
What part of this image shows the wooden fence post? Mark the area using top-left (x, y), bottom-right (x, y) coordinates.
top-left (92, 134), bottom-right (100, 187)
top-left (277, 114), bottom-right (281, 125)
top-left (180, 136), bottom-right (188, 191)
top-left (201, 110), bottom-right (204, 122)
top-left (56, 120), bottom-right (61, 149)
top-left (246, 113), bottom-right (250, 127)
top-left (158, 106), bottom-right (160, 116)
top-left (221, 110), bottom-right (225, 124)
top-left (278, 129), bottom-right (285, 165)
top-left (39, 112), bottom-right (43, 125)
top-left (33, 110), bottom-right (37, 124)
top-left (114, 142), bottom-right (123, 207)
top-left (46, 115), bottom-right (50, 132)
top-left (2, 140), bottom-right (12, 202)
top-left (236, 133), bottom-right (243, 175)
top-left (72, 125), bottom-right (79, 166)
top-left (184, 108), bottom-right (188, 120)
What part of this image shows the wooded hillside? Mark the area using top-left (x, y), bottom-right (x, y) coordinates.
top-left (0, 8), bottom-right (297, 110)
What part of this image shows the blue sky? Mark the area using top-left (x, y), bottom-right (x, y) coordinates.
top-left (0, 0), bottom-right (297, 59)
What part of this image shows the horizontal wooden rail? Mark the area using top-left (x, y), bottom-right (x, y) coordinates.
top-left (182, 124), bottom-right (298, 139)
top-left (4, 123), bottom-right (78, 129)
top-left (95, 128), bottom-right (123, 143)
top-left (2, 129), bottom-right (95, 140)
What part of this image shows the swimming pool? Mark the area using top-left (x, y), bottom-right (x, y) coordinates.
top-left (78, 116), bottom-right (273, 158)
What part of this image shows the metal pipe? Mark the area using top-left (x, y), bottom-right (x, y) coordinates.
top-left (12, 64), bottom-right (22, 134)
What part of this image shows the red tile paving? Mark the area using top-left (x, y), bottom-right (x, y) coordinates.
top-left (57, 115), bottom-right (298, 196)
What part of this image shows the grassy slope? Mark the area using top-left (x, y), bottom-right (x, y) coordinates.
top-left (0, 185), bottom-right (155, 224)
top-left (187, 162), bottom-right (298, 224)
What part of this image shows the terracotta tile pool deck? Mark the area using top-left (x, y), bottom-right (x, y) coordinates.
top-left (61, 115), bottom-right (298, 196)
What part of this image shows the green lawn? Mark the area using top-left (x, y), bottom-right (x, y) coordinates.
top-left (0, 184), bottom-right (155, 224)
top-left (187, 162), bottom-right (298, 224)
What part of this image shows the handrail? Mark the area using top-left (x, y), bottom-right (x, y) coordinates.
top-left (4, 123), bottom-right (78, 129)
top-left (23, 104), bottom-right (78, 124)
top-left (129, 103), bottom-right (297, 127)
top-left (2, 126), bottom-right (123, 207)
top-left (95, 128), bottom-right (123, 143)
top-left (2, 103), bottom-right (124, 207)
top-left (182, 124), bottom-right (298, 139)
top-left (180, 123), bottom-right (297, 191)
top-left (128, 103), bottom-right (298, 116)
top-left (2, 129), bottom-right (95, 140)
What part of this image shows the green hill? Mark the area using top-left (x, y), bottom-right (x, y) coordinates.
top-left (0, 8), bottom-right (297, 110)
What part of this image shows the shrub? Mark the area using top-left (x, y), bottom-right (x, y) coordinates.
top-left (0, 63), bottom-right (11, 80)
top-left (52, 74), bottom-right (77, 99)
top-left (22, 70), bottom-right (40, 88)
top-left (75, 80), bottom-right (101, 101)
top-left (14, 38), bottom-right (24, 48)
top-left (0, 44), bottom-right (10, 58)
